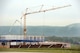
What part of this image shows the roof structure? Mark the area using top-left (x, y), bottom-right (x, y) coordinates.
top-left (0, 40), bottom-right (42, 42)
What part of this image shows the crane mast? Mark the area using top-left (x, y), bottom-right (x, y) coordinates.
top-left (23, 5), bottom-right (71, 45)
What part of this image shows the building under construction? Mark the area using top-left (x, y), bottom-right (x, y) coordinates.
top-left (0, 35), bottom-right (71, 48)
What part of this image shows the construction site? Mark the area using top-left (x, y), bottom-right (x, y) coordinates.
top-left (0, 4), bottom-right (71, 48)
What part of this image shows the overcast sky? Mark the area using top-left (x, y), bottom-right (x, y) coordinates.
top-left (0, 0), bottom-right (80, 26)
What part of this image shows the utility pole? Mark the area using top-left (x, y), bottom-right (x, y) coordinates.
top-left (23, 5), bottom-right (71, 45)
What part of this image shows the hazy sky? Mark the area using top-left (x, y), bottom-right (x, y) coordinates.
top-left (0, 0), bottom-right (80, 26)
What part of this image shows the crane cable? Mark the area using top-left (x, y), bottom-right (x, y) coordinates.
top-left (8, 19), bottom-right (22, 35)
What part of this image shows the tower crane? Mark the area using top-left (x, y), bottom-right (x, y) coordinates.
top-left (22, 5), bottom-right (71, 45)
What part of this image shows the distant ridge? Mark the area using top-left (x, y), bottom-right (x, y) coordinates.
top-left (0, 23), bottom-right (80, 37)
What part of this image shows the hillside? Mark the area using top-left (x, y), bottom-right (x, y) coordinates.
top-left (0, 23), bottom-right (80, 37)
top-left (45, 36), bottom-right (80, 44)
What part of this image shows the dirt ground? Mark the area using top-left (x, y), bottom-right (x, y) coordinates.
top-left (0, 52), bottom-right (46, 53)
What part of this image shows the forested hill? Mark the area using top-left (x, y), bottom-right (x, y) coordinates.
top-left (0, 23), bottom-right (80, 37)
top-left (45, 36), bottom-right (80, 44)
